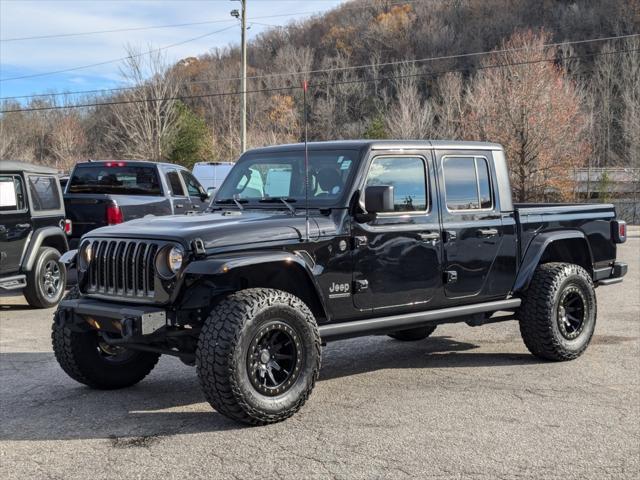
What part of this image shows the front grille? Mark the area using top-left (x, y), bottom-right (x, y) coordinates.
top-left (86, 239), bottom-right (159, 299)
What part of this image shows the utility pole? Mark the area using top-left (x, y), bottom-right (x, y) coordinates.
top-left (231, 0), bottom-right (247, 153)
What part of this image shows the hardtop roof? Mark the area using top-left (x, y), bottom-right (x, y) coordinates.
top-left (245, 139), bottom-right (503, 155)
top-left (0, 160), bottom-right (59, 175)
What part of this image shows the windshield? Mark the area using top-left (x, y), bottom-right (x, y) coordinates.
top-left (215, 149), bottom-right (359, 206)
top-left (68, 164), bottom-right (162, 195)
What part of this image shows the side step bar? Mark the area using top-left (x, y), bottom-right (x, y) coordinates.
top-left (319, 298), bottom-right (522, 342)
top-left (0, 274), bottom-right (27, 291)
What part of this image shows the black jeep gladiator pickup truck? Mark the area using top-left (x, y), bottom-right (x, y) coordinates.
top-left (64, 160), bottom-right (210, 248)
top-left (53, 140), bottom-right (628, 425)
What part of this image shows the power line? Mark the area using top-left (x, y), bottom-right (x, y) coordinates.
top-left (0, 0), bottom-right (425, 42)
top-left (2, 46), bottom-right (637, 114)
top-left (2, 32), bottom-right (638, 100)
top-left (0, 24), bottom-right (238, 82)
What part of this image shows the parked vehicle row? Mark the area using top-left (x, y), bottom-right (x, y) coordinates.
top-left (1, 158), bottom-right (233, 307)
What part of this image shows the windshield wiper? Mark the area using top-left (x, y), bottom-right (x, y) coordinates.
top-left (259, 197), bottom-right (297, 214)
top-left (215, 197), bottom-right (247, 210)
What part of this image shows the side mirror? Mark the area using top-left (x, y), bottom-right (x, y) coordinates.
top-left (364, 185), bottom-right (395, 214)
top-left (201, 188), bottom-right (214, 201)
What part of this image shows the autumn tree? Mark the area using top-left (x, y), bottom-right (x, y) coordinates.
top-left (465, 30), bottom-right (590, 202)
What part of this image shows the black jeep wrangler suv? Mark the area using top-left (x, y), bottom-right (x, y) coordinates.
top-left (53, 141), bottom-right (627, 424)
top-left (1, 161), bottom-right (69, 308)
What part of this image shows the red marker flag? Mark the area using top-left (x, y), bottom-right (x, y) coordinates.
top-left (303, 80), bottom-right (308, 92)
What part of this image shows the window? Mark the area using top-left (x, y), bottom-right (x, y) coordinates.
top-left (68, 165), bottom-right (162, 196)
top-left (180, 171), bottom-right (205, 197)
top-left (366, 156), bottom-right (427, 212)
top-left (0, 176), bottom-right (26, 212)
top-left (166, 171), bottom-right (185, 196)
top-left (215, 149), bottom-right (358, 205)
top-left (443, 156), bottom-right (493, 211)
top-left (28, 176), bottom-right (61, 211)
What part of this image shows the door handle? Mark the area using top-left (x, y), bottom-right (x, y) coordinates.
top-left (477, 228), bottom-right (499, 237)
top-left (175, 204), bottom-right (184, 208)
top-left (418, 232), bottom-right (440, 242)
top-left (16, 223), bottom-right (30, 229)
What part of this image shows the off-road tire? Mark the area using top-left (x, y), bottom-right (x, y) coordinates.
top-left (52, 288), bottom-right (160, 389)
top-left (24, 247), bottom-right (66, 308)
top-left (196, 288), bottom-right (321, 425)
top-left (519, 262), bottom-right (597, 361)
top-left (388, 325), bottom-right (437, 341)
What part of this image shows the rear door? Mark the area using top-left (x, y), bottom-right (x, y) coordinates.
top-left (164, 169), bottom-right (190, 214)
top-left (180, 170), bottom-right (209, 212)
top-left (436, 150), bottom-right (504, 300)
top-left (0, 175), bottom-right (31, 274)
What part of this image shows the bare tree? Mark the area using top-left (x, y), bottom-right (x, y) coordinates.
top-left (434, 72), bottom-right (465, 139)
top-left (106, 45), bottom-right (182, 160)
top-left (385, 64), bottom-right (435, 139)
top-left (49, 113), bottom-right (87, 171)
top-left (619, 38), bottom-right (640, 169)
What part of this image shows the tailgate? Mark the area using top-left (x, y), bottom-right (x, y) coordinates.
top-left (64, 194), bottom-right (110, 240)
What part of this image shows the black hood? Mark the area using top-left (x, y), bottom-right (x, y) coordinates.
top-left (84, 210), bottom-right (340, 250)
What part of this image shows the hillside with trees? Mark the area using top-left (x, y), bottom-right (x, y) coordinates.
top-left (1, 0), bottom-right (639, 203)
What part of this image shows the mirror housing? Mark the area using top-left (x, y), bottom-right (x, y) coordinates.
top-left (364, 185), bottom-right (395, 214)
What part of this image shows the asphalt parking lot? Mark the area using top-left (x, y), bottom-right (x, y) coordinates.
top-left (1, 231), bottom-right (638, 479)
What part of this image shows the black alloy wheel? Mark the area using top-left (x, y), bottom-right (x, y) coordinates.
top-left (247, 321), bottom-right (301, 396)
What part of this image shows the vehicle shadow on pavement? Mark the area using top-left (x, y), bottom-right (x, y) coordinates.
top-left (0, 337), bottom-right (540, 442)
top-left (320, 335), bottom-right (538, 381)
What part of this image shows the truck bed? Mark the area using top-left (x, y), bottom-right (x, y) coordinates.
top-left (514, 202), bottom-right (617, 271)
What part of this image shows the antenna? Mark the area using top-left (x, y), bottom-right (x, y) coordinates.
top-left (303, 79), bottom-right (310, 242)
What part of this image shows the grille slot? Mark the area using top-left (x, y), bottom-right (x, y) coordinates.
top-left (86, 239), bottom-right (159, 298)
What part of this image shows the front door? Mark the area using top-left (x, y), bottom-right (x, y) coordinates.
top-left (165, 170), bottom-right (191, 214)
top-left (352, 154), bottom-right (443, 311)
top-left (0, 175), bottom-right (31, 275)
top-left (180, 170), bottom-right (209, 213)
top-left (436, 151), bottom-right (504, 299)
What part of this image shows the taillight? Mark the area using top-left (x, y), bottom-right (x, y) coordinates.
top-left (64, 219), bottom-right (72, 235)
top-left (105, 161), bottom-right (126, 167)
top-left (612, 220), bottom-right (626, 243)
top-left (106, 202), bottom-right (123, 225)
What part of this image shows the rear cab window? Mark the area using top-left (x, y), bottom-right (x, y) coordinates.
top-left (68, 163), bottom-right (162, 196)
top-left (0, 175), bottom-right (27, 212)
top-left (442, 156), bottom-right (493, 211)
top-left (27, 175), bottom-right (61, 211)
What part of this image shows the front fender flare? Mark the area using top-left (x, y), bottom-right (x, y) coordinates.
top-left (182, 250), bottom-right (329, 318)
top-left (513, 230), bottom-right (593, 293)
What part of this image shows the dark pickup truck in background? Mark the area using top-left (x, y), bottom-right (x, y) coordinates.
top-left (64, 160), bottom-right (210, 248)
top-left (54, 140), bottom-right (628, 425)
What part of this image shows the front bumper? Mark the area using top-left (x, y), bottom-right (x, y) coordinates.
top-left (57, 297), bottom-right (168, 337)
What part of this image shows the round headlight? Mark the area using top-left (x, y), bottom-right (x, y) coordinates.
top-left (167, 245), bottom-right (184, 273)
top-left (80, 242), bottom-right (93, 268)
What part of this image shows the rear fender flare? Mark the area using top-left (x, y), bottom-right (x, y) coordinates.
top-left (181, 250), bottom-right (329, 319)
top-left (22, 227), bottom-right (69, 271)
top-left (513, 230), bottom-right (593, 293)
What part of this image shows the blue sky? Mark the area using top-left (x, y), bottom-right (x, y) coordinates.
top-left (0, 0), bottom-right (345, 101)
